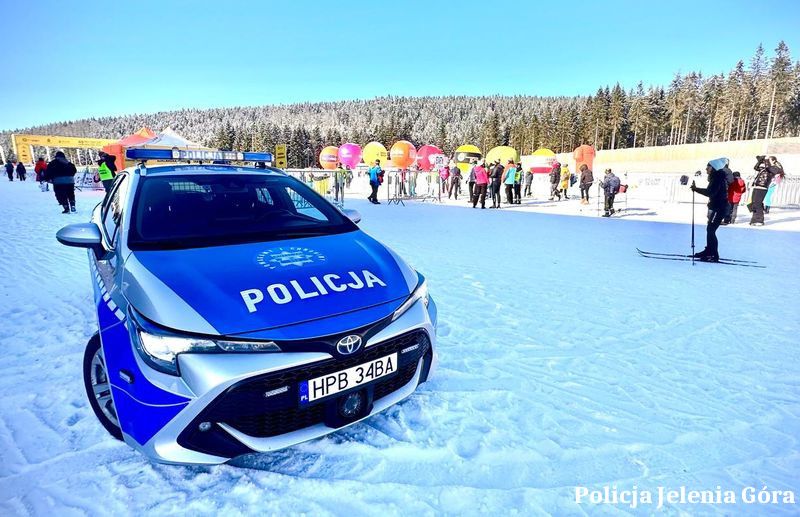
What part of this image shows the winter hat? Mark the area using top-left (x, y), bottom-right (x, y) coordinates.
top-left (708, 157), bottom-right (727, 171)
top-left (55, 151), bottom-right (66, 158)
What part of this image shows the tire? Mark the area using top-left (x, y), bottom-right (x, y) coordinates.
top-left (83, 333), bottom-right (123, 440)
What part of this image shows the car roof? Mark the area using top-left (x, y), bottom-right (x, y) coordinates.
top-left (131, 163), bottom-right (287, 177)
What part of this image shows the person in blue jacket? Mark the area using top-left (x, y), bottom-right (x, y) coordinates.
top-left (367, 159), bottom-right (382, 204)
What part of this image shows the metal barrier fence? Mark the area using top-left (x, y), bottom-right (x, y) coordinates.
top-left (284, 168), bottom-right (347, 208)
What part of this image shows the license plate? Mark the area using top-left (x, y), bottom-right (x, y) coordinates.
top-left (299, 353), bottom-right (397, 406)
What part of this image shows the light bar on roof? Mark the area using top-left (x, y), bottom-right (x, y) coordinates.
top-left (126, 148), bottom-right (273, 163)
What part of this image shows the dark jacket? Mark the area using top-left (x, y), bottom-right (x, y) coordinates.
top-left (549, 166), bottom-right (561, 184)
top-left (600, 173), bottom-right (620, 195)
top-left (752, 165), bottom-right (781, 190)
top-left (694, 169), bottom-right (729, 212)
top-left (4, 163), bottom-right (12, 174)
top-left (16, 163), bottom-right (26, 174)
top-left (491, 164), bottom-right (504, 182)
top-left (580, 168), bottom-right (594, 185)
top-left (45, 155), bottom-right (78, 184)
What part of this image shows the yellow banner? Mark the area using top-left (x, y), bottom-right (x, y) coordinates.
top-left (12, 134), bottom-right (117, 164)
top-left (275, 143), bottom-right (287, 169)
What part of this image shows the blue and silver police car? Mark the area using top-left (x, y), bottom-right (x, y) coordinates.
top-left (57, 149), bottom-right (437, 465)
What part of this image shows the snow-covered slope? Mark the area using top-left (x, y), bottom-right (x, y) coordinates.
top-left (0, 181), bottom-right (798, 515)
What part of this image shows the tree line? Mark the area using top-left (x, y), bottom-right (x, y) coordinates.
top-left (2, 42), bottom-right (798, 168)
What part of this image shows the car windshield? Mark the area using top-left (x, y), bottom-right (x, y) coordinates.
top-left (128, 173), bottom-right (357, 250)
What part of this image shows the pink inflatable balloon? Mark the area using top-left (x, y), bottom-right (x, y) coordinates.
top-left (416, 144), bottom-right (443, 171)
top-left (337, 143), bottom-right (362, 169)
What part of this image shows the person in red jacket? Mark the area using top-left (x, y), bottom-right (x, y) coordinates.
top-left (723, 171), bottom-right (746, 225)
top-left (34, 157), bottom-right (49, 191)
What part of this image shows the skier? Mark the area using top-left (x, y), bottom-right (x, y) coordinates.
top-left (46, 151), bottom-right (78, 213)
top-left (513, 162), bottom-right (522, 204)
top-left (5, 160), bottom-right (13, 181)
top-left (559, 163), bottom-right (570, 199)
top-left (472, 160), bottom-right (489, 209)
top-left (15, 162), bottom-right (27, 181)
top-left (34, 157), bottom-right (49, 191)
top-left (578, 164), bottom-right (594, 204)
top-left (749, 155), bottom-right (783, 226)
top-left (722, 171), bottom-right (746, 225)
top-left (549, 161), bottom-right (561, 200)
top-left (502, 159), bottom-right (516, 205)
top-left (599, 169), bottom-right (620, 217)
top-left (490, 160), bottom-right (504, 208)
top-left (367, 159), bottom-right (381, 204)
top-left (690, 158), bottom-right (731, 262)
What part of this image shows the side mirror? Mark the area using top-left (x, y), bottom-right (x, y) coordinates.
top-left (342, 208), bottom-right (362, 224)
top-left (56, 223), bottom-right (104, 256)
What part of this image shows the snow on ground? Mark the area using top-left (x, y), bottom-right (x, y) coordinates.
top-left (0, 180), bottom-right (799, 516)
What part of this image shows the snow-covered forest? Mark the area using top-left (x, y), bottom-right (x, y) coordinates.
top-left (2, 43), bottom-right (799, 168)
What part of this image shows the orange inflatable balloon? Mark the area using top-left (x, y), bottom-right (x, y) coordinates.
top-left (390, 140), bottom-right (417, 168)
top-left (319, 146), bottom-right (339, 170)
top-left (573, 144), bottom-right (596, 171)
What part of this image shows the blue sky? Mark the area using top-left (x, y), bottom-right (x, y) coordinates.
top-left (2, 0), bottom-right (799, 130)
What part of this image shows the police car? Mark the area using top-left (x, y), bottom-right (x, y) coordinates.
top-left (56, 148), bottom-right (437, 465)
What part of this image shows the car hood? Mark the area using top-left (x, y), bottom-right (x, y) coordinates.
top-left (122, 231), bottom-right (417, 337)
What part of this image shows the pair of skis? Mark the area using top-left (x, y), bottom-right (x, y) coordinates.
top-left (636, 248), bottom-right (765, 268)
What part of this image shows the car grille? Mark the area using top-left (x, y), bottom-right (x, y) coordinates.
top-left (194, 329), bottom-right (430, 439)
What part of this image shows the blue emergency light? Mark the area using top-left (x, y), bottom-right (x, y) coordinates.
top-left (126, 148), bottom-right (273, 163)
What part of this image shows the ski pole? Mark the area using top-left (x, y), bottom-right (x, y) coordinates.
top-left (691, 187), bottom-right (695, 266)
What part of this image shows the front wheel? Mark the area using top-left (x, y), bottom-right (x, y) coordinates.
top-left (83, 333), bottom-right (123, 440)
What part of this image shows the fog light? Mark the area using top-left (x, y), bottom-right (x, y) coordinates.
top-left (198, 422), bottom-right (212, 432)
top-left (338, 391), bottom-right (364, 419)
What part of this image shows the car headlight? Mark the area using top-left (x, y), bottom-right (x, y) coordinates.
top-left (391, 274), bottom-right (429, 322)
top-left (131, 311), bottom-right (280, 375)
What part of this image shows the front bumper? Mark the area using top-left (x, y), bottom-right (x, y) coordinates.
top-left (127, 297), bottom-right (437, 464)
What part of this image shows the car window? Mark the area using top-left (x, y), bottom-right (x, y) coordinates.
top-left (128, 173), bottom-right (356, 250)
top-left (102, 175), bottom-right (130, 246)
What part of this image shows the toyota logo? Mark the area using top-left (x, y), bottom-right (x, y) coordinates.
top-left (336, 335), bottom-right (362, 355)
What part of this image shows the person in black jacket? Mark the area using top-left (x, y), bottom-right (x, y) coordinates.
top-left (691, 158), bottom-right (731, 262)
top-left (5, 160), bottom-right (13, 181)
top-left (45, 151), bottom-right (78, 213)
top-left (749, 155), bottom-right (783, 226)
top-left (490, 160), bottom-right (503, 208)
top-left (16, 162), bottom-right (27, 181)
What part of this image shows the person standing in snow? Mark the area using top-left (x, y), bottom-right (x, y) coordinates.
top-left (513, 162), bottom-right (522, 204)
top-left (599, 169), bottom-right (620, 217)
top-left (502, 159), bottom-right (516, 205)
top-left (523, 168), bottom-right (534, 197)
top-left (763, 158), bottom-right (785, 215)
top-left (690, 158), bottom-right (731, 262)
top-left (5, 160), bottom-right (13, 181)
top-left (367, 159), bottom-right (381, 204)
top-left (578, 164), bottom-right (594, 204)
top-left (97, 152), bottom-right (117, 193)
top-left (490, 160), bottom-right (504, 208)
top-left (549, 161), bottom-right (561, 200)
top-left (722, 171), bottom-right (746, 225)
top-left (749, 155), bottom-right (783, 226)
top-left (466, 159), bottom-right (477, 203)
top-left (559, 163), bottom-right (570, 199)
top-left (448, 165), bottom-right (461, 200)
top-left (472, 160), bottom-right (489, 209)
top-left (15, 162), bottom-right (27, 181)
top-left (46, 151), bottom-right (78, 213)
top-left (35, 157), bottom-right (49, 191)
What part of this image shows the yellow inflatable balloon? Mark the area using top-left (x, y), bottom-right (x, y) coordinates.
top-left (454, 144), bottom-right (482, 174)
top-left (362, 141), bottom-right (388, 167)
top-left (485, 146), bottom-right (519, 166)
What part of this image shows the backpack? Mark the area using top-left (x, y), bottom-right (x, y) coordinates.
top-left (378, 170), bottom-right (385, 185)
top-left (569, 173), bottom-right (577, 186)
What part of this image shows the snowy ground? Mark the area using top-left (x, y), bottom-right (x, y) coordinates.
top-left (1, 180), bottom-right (799, 516)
